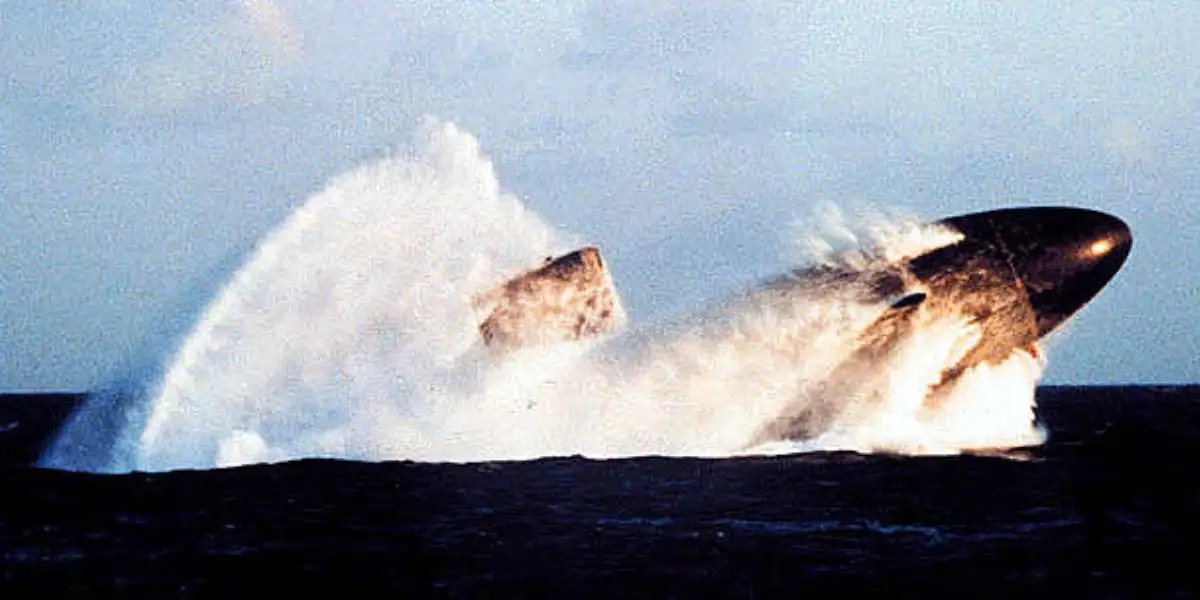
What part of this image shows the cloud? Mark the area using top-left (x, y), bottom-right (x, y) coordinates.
top-left (1103, 119), bottom-right (1153, 166)
top-left (236, 0), bottom-right (303, 62)
top-left (93, 0), bottom-right (304, 115)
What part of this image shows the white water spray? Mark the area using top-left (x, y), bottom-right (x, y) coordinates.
top-left (43, 119), bottom-right (1046, 473)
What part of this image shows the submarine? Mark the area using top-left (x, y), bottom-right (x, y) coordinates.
top-left (753, 206), bottom-right (1132, 442)
top-left (472, 206), bottom-right (1132, 442)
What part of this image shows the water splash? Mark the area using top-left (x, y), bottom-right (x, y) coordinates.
top-left (42, 119), bottom-right (1045, 473)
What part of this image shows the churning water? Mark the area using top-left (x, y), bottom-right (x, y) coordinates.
top-left (43, 119), bottom-right (1046, 473)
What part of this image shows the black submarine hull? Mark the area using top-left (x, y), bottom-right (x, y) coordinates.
top-left (757, 206), bottom-right (1132, 442)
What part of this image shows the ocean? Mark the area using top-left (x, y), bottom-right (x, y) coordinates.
top-left (1, 385), bottom-right (1196, 597)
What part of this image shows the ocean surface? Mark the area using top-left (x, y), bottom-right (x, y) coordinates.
top-left (0, 385), bottom-right (1195, 597)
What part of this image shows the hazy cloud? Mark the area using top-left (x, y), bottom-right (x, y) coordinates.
top-left (89, 0), bottom-right (304, 115)
top-left (237, 0), bottom-right (303, 61)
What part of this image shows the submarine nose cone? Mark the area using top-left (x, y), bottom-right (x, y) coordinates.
top-left (1019, 209), bottom-right (1131, 337)
top-left (943, 207), bottom-right (1132, 338)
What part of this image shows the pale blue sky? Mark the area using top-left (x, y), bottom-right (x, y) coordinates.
top-left (2, 1), bottom-right (1197, 390)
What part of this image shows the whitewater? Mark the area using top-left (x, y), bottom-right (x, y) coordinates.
top-left (42, 119), bottom-right (1047, 474)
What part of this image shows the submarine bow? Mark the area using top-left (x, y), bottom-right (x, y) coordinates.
top-left (747, 206), bottom-right (1133, 445)
top-left (918, 206), bottom-right (1133, 340)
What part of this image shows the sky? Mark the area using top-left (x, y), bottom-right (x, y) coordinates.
top-left (2, 1), bottom-right (1197, 390)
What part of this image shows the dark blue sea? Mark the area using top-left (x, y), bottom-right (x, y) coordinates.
top-left (0, 386), bottom-right (1196, 598)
